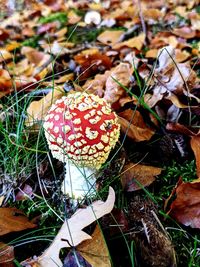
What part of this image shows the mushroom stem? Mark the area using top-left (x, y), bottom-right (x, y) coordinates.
top-left (61, 161), bottom-right (96, 199)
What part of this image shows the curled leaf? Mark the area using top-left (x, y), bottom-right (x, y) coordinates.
top-left (104, 63), bottom-right (132, 105)
top-left (118, 109), bottom-right (155, 141)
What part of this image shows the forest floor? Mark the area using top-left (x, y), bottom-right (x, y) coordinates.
top-left (0, 1), bottom-right (199, 266)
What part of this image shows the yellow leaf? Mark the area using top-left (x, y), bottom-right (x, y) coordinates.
top-left (25, 86), bottom-right (65, 128)
top-left (78, 225), bottom-right (111, 267)
top-left (113, 33), bottom-right (145, 50)
top-left (97, 30), bottom-right (124, 45)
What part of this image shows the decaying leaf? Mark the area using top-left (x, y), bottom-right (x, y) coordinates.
top-left (121, 163), bottom-right (162, 191)
top-left (74, 52), bottom-right (112, 81)
top-left (78, 225), bottom-right (111, 267)
top-left (0, 242), bottom-right (14, 266)
top-left (104, 62), bottom-right (133, 105)
top-left (173, 26), bottom-right (196, 39)
top-left (64, 250), bottom-right (92, 267)
top-left (169, 180), bottom-right (200, 228)
top-left (0, 207), bottom-right (36, 236)
top-left (118, 109), bottom-right (155, 141)
top-left (25, 86), bottom-right (65, 127)
top-left (37, 187), bottom-right (115, 266)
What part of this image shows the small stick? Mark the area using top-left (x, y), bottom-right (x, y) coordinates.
top-left (136, 0), bottom-right (147, 45)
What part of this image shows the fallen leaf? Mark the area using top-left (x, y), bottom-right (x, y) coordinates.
top-left (0, 49), bottom-right (12, 62)
top-left (82, 70), bottom-right (111, 97)
top-left (21, 47), bottom-right (51, 68)
top-left (190, 136), bottom-right (200, 178)
top-left (173, 27), bottom-right (196, 39)
top-left (145, 49), bottom-right (158, 58)
top-left (64, 250), bottom-right (92, 267)
top-left (0, 207), bottom-right (36, 236)
top-left (104, 62), bottom-right (132, 105)
top-left (5, 41), bottom-right (21, 51)
top-left (67, 10), bottom-right (82, 24)
top-left (74, 52), bottom-right (112, 81)
top-left (37, 187), bottom-right (115, 266)
top-left (97, 30), bottom-right (125, 45)
top-left (37, 21), bottom-right (60, 35)
top-left (121, 163), bottom-right (162, 191)
top-left (169, 181), bottom-right (200, 228)
top-left (112, 33), bottom-right (145, 50)
top-left (0, 28), bottom-right (9, 41)
top-left (78, 225), bottom-right (111, 267)
top-left (118, 109), bottom-right (155, 141)
top-left (25, 86), bottom-right (65, 127)
top-left (143, 8), bottom-right (164, 21)
top-left (175, 49), bottom-right (191, 62)
top-left (0, 242), bottom-right (14, 266)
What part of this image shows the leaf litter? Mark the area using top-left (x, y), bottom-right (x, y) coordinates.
top-left (0, 0), bottom-right (200, 266)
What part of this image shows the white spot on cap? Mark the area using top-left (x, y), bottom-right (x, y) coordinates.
top-left (85, 127), bottom-right (98, 140)
top-left (54, 126), bottom-right (59, 133)
top-left (55, 115), bottom-right (60, 121)
top-left (73, 118), bottom-right (81, 124)
top-left (63, 125), bottom-right (71, 133)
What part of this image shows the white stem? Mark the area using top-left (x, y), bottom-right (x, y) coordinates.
top-left (61, 162), bottom-right (97, 199)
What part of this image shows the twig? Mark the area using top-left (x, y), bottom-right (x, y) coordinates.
top-left (136, 0), bottom-right (147, 45)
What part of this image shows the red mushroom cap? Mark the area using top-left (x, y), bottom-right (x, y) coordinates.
top-left (43, 92), bottom-right (120, 169)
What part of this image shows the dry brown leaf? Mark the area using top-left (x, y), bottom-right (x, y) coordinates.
top-left (173, 27), bottom-right (196, 39)
top-left (0, 242), bottom-right (14, 265)
top-left (121, 163), bottom-right (162, 191)
top-left (74, 52), bottom-right (112, 81)
top-left (118, 109), bottom-right (155, 141)
top-left (68, 10), bottom-right (82, 24)
top-left (25, 86), bottom-right (65, 127)
top-left (112, 33), bottom-right (145, 50)
top-left (169, 181), bottom-right (200, 228)
top-left (143, 8), bottom-right (164, 21)
top-left (97, 30), bottom-right (125, 45)
top-left (190, 136), bottom-right (200, 178)
top-left (82, 70), bottom-right (111, 97)
top-left (104, 62), bottom-right (132, 105)
top-left (0, 49), bottom-right (12, 62)
top-left (21, 47), bottom-right (51, 67)
top-left (145, 49), bottom-right (158, 58)
top-left (175, 49), bottom-right (191, 62)
top-left (37, 187), bottom-right (115, 267)
top-left (0, 208), bottom-right (36, 236)
top-left (78, 225), bottom-right (111, 267)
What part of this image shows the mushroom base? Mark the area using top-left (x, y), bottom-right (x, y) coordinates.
top-left (61, 162), bottom-right (96, 199)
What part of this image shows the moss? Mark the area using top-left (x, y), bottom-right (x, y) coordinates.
top-left (21, 35), bottom-right (40, 48)
top-left (38, 12), bottom-right (67, 26)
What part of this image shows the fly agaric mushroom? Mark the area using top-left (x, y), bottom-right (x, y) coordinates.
top-left (43, 92), bottom-right (120, 198)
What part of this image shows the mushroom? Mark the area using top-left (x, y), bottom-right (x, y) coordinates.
top-left (43, 92), bottom-right (120, 199)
